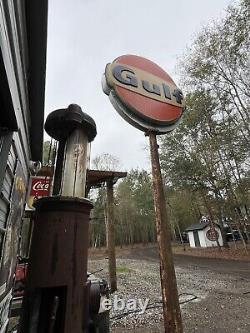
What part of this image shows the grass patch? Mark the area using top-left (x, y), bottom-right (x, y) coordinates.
top-left (116, 265), bottom-right (132, 273)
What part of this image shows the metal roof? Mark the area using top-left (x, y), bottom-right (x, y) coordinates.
top-left (86, 169), bottom-right (127, 190)
top-left (185, 221), bottom-right (215, 232)
top-left (26, 0), bottom-right (48, 160)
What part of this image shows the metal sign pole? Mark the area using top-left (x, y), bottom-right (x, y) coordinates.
top-left (106, 180), bottom-right (117, 292)
top-left (149, 132), bottom-right (183, 333)
top-left (103, 54), bottom-right (185, 333)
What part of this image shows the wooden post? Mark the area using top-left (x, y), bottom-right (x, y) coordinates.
top-left (149, 132), bottom-right (183, 333)
top-left (106, 180), bottom-right (117, 292)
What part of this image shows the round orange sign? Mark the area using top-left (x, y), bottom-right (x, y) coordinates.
top-left (102, 54), bottom-right (185, 133)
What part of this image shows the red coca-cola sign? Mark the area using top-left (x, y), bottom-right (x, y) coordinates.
top-left (30, 176), bottom-right (51, 197)
top-left (26, 176), bottom-right (51, 211)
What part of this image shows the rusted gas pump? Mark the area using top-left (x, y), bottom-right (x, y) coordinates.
top-left (19, 104), bottom-right (96, 333)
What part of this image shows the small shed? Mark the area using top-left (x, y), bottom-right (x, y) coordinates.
top-left (186, 221), bottom-right (223, 248)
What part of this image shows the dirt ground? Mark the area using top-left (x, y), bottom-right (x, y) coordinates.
top-left (88, 245), bottom-right (250, 333)
top-left (89, 242), bottom-right (250, 262)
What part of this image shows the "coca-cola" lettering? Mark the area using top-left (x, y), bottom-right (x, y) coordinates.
top-left (32, 181), bottom-right (50, 191)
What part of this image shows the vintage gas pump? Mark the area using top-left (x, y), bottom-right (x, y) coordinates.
top-left (19, 104), bottom-right (96, 333)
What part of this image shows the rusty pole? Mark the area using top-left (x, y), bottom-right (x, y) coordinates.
top-left (149, 132), bottom-right (183, 333)
top-left (106, 180), bottom-right (117, 292)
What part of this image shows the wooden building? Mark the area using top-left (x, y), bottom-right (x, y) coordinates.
top-left (186, 221), bottom-right (223, 248)
top-left (0, 1), bottom-right (48, 331)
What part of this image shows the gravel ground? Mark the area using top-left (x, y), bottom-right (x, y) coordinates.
top-left (88, 257), bottom-right (250, 332)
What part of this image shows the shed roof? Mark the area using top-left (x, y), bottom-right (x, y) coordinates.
top-left (185, 221), bottom-right (220, 232)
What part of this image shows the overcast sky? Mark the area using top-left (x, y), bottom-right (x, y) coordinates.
top-left (45, 0), bottom-right (232, 171)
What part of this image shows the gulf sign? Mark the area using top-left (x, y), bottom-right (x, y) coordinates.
top-left (102, 55), bottom-right (185, 133)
